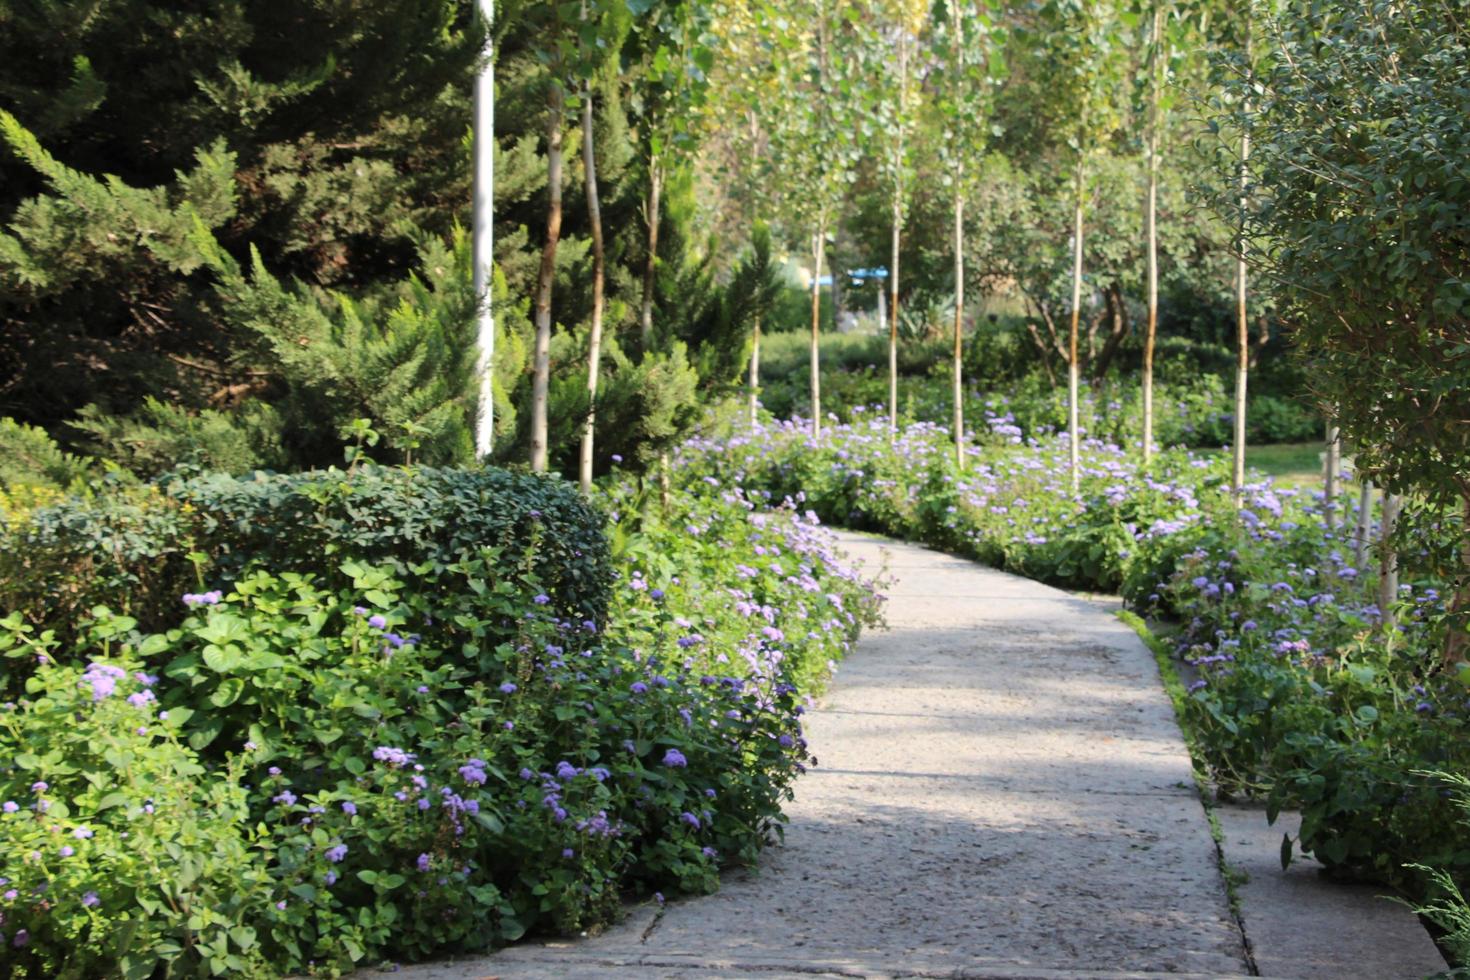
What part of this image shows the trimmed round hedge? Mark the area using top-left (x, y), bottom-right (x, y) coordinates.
top-left (0, 464), bottom-right (609, 651)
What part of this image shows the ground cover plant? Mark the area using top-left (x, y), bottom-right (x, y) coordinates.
top-left (0, 462), bottom-right (881, 977)
top-left (673, 414), bottom-right (1470, 902)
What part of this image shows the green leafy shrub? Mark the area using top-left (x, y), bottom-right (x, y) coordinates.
top-left (0, 465), bottom-right (611, 651)
top-left (1, 461), bottom-right (881, 976)
top-left (0, 641), bottom-right (274, 979)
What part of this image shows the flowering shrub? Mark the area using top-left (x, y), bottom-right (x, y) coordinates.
top-left (0, 466), bottom-right (880, 976)
top-left (759, 368), bottom-right (1318, 449)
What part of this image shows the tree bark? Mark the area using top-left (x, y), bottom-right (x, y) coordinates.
top-left (1231, 19), bottom-right (1252, 500)
top-left (1142, 2), bottom-right (1163, 467)
top-left (889, 25), bottom-right (907, 442)
top-left (810, 223), bottom-right (825, 437)
top-left (578, 75), bottom-right (605, 494)
top-left (953, 191), bottom-right (965, 468)
top-left (472, 0), bottom-right (496, 459)
top-left (1378, 492), bottom-right (1403, 630)
top-left (1323, 418), bottom-right (1340, 531)
top-left (1068, 168), bottom-right (1084, 493)
top-left (1353, 479), bottom-right (1373, 570)
top-left (1091, 284), bottom-right (1130, 382)
top-left (531, 81), bottom-right (565, 474)
top-left (639, 156), bottom-right (663, 354)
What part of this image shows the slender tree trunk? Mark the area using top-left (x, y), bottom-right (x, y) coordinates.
top-left (531, 81), bottom-right (565, 474)
top-left (1353, 479), bottom-right (1373, 571)
top-left (578, 76), bottom-right (605, 494)
top-left (1068, 167), bottom-right (1084, 493)
top-left (952, 191), bottom-right (965, 469)
top-left (889, 26), bottom-right (907, 442)
top-left (1231, 23), bottom-right (1252, 500)
top-left (810, 223), bottom-right (825, 437)
top-left (748, 313), bottom-right (761, 426)
top-left (1323, 418), bottom-right (1340, 531)
top-left (1142, 2), bottom-right (1163, 467)
top-left (472, 0), bottom-right (496, 459)
top-left (640, 156), bottom-right (663, 354)
top-left (1378, 492), bottom-right (1403, 630)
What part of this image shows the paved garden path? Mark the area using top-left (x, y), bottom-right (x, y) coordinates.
top-left (400, 531), bottom-right (1253, 979)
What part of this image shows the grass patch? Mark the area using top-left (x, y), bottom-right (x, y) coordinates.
top-left (1207, 441), bottom-right (1340, 490)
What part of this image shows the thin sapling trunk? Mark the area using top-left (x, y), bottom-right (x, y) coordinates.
top-left (531, 81), bottom-right (565, 474)
top-left (577, 75), bottom-right (605, 494)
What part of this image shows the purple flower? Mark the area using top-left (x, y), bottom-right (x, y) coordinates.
top-left (650, 589), bottom-right (665, 600)
top-left (555, 761), bottom-right (579, 781)
top-left (459, 760), bottom-right (489, 786)
top-left (367, 614), bottom-right (388, 629)
top-left (611, 454), bottom-right (623, 463)
top-left (80, 662), bottom-right (127, 701)
top-left (533, 594), bottom-right (551, 606)
top-left (325, 870), bottom-right (339, 885)
top-left (59, 845), bottom-right (75, 857)
top-left (661, 748), bottom-right (687, 768)
top-left (276, 900), bottom-right (287, 911)
top-left (562, 848), bottom-right (575, 858)
top-left (82, 891), bottom-right (100, 907)
top-left (499, 681), bottom-right (517, 694)
top-left (14, 929), bottom-right (29, 947)
top-left (2, 802), bottom-right (16, 813)
top-left (630, 681), bottom-right (649, 694)
top-left (273, 790), bottom-right (297, 806)
top-left (325, 844), bottom-right (348, 863)
top-left (372, 746), bottom-right (415, 767)
top-left (416, 853), bottom-right (431, 872)
top-left (73, 826), bottom-right (93, 839)
top-left (679, 812), bottom-right (701, 829)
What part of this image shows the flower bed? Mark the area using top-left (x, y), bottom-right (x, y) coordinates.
top-left (675, 415), bottom-right (1468, 893)
top-left (0, 466), bottom-right (881, 977)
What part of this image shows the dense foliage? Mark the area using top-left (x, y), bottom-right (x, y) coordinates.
top-left (0, 464), bottom-right (881, 976)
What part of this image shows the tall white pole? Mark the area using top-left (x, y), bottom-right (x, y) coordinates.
top-left (472, 0), bottom-right (496, 459)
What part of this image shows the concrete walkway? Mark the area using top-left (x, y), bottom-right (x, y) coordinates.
top-left (399, 532), bottom-right (1252, 979)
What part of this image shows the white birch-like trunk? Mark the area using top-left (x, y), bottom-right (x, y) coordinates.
top-left (810, 224), bottom-right (825, 438)
top-left (1378, 492), bottom-right (1403, 629)
top-left (1067, 174), bottom-right (1084, 493)
top-left (1353, 479), bottom-right (1373, 570)
top-left (471, 0), bottom-right (496, 459)
top-left (1231, 20), bottom-right (1252, 499)
top-left (952, 191), bottom-right (965, 469)
top-left (889, 25), bottom-right (907, 442)
top-left (639, 158), bottom-right (662, 353)
top-left (577, 72), bottom-right (605, 494)
top-left (1141, 2), bottom-right (1163, 467)
top-left (530, 82), bottom-right (565, 473)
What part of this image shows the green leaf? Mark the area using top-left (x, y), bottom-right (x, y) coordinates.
top-left (210, 677), bottom-right (246, 707)
top-left (202, 645), bottom-right (243, 673)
